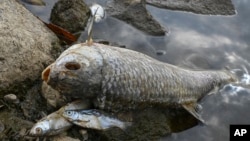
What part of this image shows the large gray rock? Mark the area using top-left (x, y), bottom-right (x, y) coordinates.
top-left (50, 0), bottom-right (90, 33)
top-left (146, 0), bottom-right (236, 15)
top-left (0, 0), bottom-right (60, 95)
top-left (106, 0), bottom-right (167, 36)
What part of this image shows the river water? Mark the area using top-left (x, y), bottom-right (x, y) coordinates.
top-left (22, 0), bottom-right (250, 140)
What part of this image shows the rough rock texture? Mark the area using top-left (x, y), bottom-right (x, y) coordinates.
top-left (146, 0), bottom-right (236, 15)
top-left (0, 0), bottom-right (60, 96)
top-left (106, 0), bottom-right (166, 36)
top-left (50, 0), bottom-right (90, 33)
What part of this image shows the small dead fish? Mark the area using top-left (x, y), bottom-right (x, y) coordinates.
top-left (87, 4), bottom-right (105, 44)
top-left (90, 4), bottom-right (105, 23)
top-left (62, 109), bottom-right (132, 130)
top-left (29, 100), bottom-right (90, 136)
top-left (29, 111), bottom-right (72, 136)
top-left (42, 42), bottom-right (237, 122)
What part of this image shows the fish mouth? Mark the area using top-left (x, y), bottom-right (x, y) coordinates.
top-left (29, 127), bottom-right (44, 136)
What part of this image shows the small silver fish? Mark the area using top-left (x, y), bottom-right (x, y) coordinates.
top-left (62, 109), bottom-right (132, 130)
top-left (29, 110), bottom-right (72, 136)
top-left (42, 42), bottom-right (237, 122)
top-left (90, 4), bottom-right (105, 23)
top-left (29, 100), bottom-right (90, 136)
top-left (87, 4), bottom-right (105, 44)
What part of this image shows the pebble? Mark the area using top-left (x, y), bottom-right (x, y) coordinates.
top-left (79, 129), bottom-right (88, 141)
top-left (156, 50), bottom-right (167, 55)
top-left (4, 94), bottom-right (20, 104)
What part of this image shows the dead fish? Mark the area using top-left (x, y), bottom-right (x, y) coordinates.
top-left (29, 111), bottom-right (71, 136)
top-left (87, 4), bottom-right (105, 45)
top-left (29, 100), bottom-right (90, 136)
top-left (90, 4), bottom-right (105, 23)
top-left (62, 109), bottom-right (132, 130)
top-left (42, 42), bottom-right (237, 122)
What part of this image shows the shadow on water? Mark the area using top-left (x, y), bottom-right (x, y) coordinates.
top-left (22, 0), bottom-right (250, 140)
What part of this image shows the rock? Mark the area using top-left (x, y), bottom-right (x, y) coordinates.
top-left (156, 50), bottom-right (167, 55)
top-left (106, 0), bottom-right (166, 36)
top-left (50, 0), bottom-right (90, 33)
top-left (21, 0), bottom-right (46, 6)
top-left (0, 0), bottom-right (60, 96)
top-left (146, 0), bottom-right (236, 15)
top-left (179, 53), bottom-right (211, 69)
top-left (4, 94), bottom-right (19, 104)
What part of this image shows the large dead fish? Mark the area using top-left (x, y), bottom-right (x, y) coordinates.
top-left (42, 42), bottom-right (237, 122)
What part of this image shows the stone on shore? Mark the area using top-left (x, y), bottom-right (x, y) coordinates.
top-left (0, 0), bottom-right (60, 96)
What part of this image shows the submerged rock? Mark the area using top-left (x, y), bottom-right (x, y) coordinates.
top-left (146, 0), bottom-right (236, 15)
top-left (20, 0), bottom-right (46, 6)
top-left (0, 0), bottom-right (60, 96)
top-left (106, 0), bottom-right (166, 36)
top-left (50, 0), bottom-right (90, 33)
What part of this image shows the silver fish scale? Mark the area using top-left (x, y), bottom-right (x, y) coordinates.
top-left (92, 44), bottom-right (236, 112)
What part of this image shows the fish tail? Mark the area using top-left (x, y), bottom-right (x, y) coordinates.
top-left (121, 122), bottom-right (132, 130)
top-left (222, 68), bottom-right (238, 83)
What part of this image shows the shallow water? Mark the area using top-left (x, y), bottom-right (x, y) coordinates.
top-left (22, 0), bottom-right (250, 140)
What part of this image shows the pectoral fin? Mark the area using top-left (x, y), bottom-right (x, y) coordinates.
top-left (182, 103), bottom-right (205, 124)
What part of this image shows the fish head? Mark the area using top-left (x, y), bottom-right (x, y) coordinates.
top-left (63, 110), bottom-right (93, 122)
top-left (29, 119), bottom-right (50, 136)
top-left (63, 110), bottom-right (80, 121)
top-left (42, 43), bottom-right (103, 98)
top-left (30, 111), bottom-right (73, 136)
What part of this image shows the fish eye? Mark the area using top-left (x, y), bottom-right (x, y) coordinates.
top-left (35, 127), bottom-right (43, 134)
top-left (65, 62), bottom-right (81, 70)
top-left (66, 111), bottom-right (73, 116)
